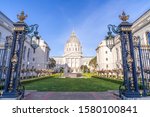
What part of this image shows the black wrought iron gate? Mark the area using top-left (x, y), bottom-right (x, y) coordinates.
top-left (134, 38), bottom-right (150, 95)
top-left (0, 36), bottom-right (12, 95)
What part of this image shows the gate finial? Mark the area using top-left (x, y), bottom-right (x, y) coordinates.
top-left (119, 11), bottom-right (129, 22)
top-left (17, 11), bottom-right (28, 22)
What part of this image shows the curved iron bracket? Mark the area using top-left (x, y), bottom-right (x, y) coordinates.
top-left (25, 24), bottom-right (39, 36)
top-left (107, 24), bottom-right (120, 34)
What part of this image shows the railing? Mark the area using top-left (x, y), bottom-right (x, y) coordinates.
top-left (0, 37), bottom-right (12, 95)
top-left (135, 45), bottom-right (150, 94)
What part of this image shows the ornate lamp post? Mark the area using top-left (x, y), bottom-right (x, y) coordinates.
top-left (1, 11), bottom-right (39, 99)
top-left (30, 25), bottom-right (40, 50)
top-left (105, 29), bottom-right (115, 51)
top-left (105, 11), bottom-right (141, 98)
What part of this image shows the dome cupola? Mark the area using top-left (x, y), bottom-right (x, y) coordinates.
top-left (64, 31), bottom-right (82, 56)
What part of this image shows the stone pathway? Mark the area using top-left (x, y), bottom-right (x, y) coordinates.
top-left (23, 90), bottom-right (120, 100)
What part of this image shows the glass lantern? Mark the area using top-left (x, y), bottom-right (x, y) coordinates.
top-left (31, 31), bottom-right (40, 50)
top-left (105, 31), bottom-right (115, 51)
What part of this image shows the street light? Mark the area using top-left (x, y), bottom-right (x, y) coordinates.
top-left (30, 25), bottom-right (40, 50)
top-left (105, 31), bottom-right (115, 51)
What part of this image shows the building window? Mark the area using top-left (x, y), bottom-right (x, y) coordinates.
top-left (33, 58), bottom-right (35, 61)
top-left (116, 48), bottom-right (119, 61)
top-left (0, 32), bottom-right (2, 42)
top-left (47, 51), bottom-right (49, 61)
top-left (26, 65), bottom-right (28, 69)
top-left (146, 32), bottom-right (150, 45)
top-left (106, 58), bottom-right (108, 61)
top-left (23, 46), bottom-right (26, 60)
top-left (22, 64), bottom-right (25, 68)
top-left (105, 51), bottom-right (107, 54)
top-left (106, 64), bottom-right (108, 68)
top-left (27, 48), bottom-right (30, 61)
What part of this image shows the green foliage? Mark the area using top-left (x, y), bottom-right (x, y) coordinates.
top-left (48, 58), bottom-right (56, 69)
top-left (59, 67), bottom-right (64, 73)
top-left (23, 76), bottom-right (122, 91)
top-left (89, 56), bottom-right (97, 71)
top-left (80, 65), bottom-right (90, 73)
top-left (21, 76), bottom-right (51, 84)
top-left (82, 73), bottom-right (97, 78)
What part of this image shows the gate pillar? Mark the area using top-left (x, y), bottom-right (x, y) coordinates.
top-left (105, 11), bottom-right (141, 98)
top-left (118, 18), bottom-right (140, 97)
top-left (2, 13), bottom-right (28, 98)
top-left (1, 11), bottom-right (39, 99)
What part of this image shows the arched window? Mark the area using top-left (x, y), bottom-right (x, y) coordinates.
top-left (116, 48), bottom-right (119, 61)
top-left (0, 32), bottom-right (2, 42)
top-left (146, 32), bottom-right (150, 45)
top-left (27, 48), bottom-right (30, 61)
top-left (23, 46), bottom-right (26, 60)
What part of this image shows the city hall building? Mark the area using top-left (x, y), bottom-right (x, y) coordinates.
top-left (53, 31), bottom-right (93, 73)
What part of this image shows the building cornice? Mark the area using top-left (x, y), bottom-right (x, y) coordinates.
top-left (133, 9), bottom-right (150, 25)
top-left (132, 9), bottom-right (150, 33)
top-left (132, 19), bottom-right (150, 34)
top-left (0, 11), bottom-right (14, 24)
top-left (0, 20), bottom-right (13, 32)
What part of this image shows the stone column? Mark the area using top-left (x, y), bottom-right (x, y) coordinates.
top-left (70, 58), bottom-right (72, 67)
top-left (75, 58), bottom-right (76, 68)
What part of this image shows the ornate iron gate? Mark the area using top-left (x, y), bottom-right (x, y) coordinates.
top-left (0, 36), bottom-right (12, 95)
top-left (106, 11), bottom-right (150, 98)
top-left (134, 38), bottom-right (150, 95)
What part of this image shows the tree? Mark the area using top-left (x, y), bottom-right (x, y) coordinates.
top-left (48, 58), bottom-right (56, 69)
top-left (89, 56), bottom-right (97, 72)
top-left (80, 65), bottom-right (89, 73)
top-left (59, 67), bottom-right (64, 73)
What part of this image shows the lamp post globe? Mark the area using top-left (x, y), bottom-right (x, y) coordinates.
top-left (31, 31), bottom-right (40, 49)
top-left (105, 31), bottom-right (115, 51)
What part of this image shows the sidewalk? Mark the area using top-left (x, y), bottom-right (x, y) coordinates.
top-left (23, 90), bottom-right (120, 100)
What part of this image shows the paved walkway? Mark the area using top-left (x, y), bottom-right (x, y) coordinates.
top-left (23, 90), bottom-right (120, 100)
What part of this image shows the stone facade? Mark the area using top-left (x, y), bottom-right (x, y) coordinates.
top-left (96, 9), bottom-right (150, 76)
top-left (53, 31), bottom-right (93, 73)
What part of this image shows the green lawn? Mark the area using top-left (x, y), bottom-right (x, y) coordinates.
top-left (23, 76), bottom-right (122, 92)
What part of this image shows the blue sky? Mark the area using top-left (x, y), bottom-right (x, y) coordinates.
top-left (0, 0), bottom-right (150, 56)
